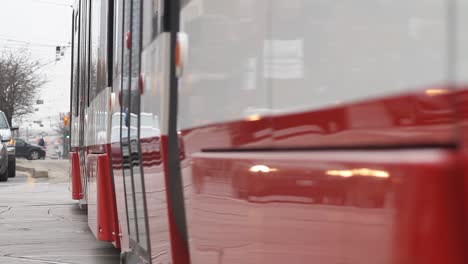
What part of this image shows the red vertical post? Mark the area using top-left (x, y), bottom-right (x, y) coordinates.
top-left (71, 152), bottom-right (83, 200)
top-left (96, 154), bottom-right (120, 245)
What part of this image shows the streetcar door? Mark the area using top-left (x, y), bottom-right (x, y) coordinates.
top-left (120, 0), bottom-right (150, 261)
top-left (110, 0), bottom-right (129, 251)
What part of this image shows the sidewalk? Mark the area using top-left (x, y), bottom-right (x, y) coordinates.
top-left (16, 159), bottom-right (70, 183)
top-left (0, 164), bottom-right (120, 263)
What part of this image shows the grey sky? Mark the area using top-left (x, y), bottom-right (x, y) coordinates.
top-left (0, 0), bottom-right (73, 134)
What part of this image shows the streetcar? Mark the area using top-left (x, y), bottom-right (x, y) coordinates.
top-left (69, 0), bottom-right (467, 264)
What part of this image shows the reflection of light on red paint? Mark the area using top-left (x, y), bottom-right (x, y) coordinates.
top-left (246, 114), bottom-right (261, 121)
top-left (425, 88), bottom-right (449, 96)
top-left (249, 165), bottom-right (278, 173)
top-left (326, 168), bottom-right (389, 178)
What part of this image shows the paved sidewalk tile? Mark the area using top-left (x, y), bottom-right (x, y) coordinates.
top-left (0, 172), bottom-right (120, 264)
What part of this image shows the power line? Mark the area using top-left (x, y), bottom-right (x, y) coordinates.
top-left (0, 46), bottom-right (63, 55)
top-left (0, 37), bottom-right (70, 47)
top-left (0, 43), bottom-right (65, 49)
top-left (9, 0), bottom-right (73, 8)
top-left (36, 0), bottom-right (73, 8)
top-left (1, 43), bottom-right (69, 48)
top-left (0, 45), bottom-right (48, 51)
top-left (0, 48), bottom-right (53, 54)
top-left (0, 34), bottom-right (70, 44)
top-left (36, 58), bottom-right (60, 70)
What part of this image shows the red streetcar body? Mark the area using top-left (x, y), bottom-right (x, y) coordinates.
top-left (189, 150), bottom-right (464, 264)
top-left (68, 0), bottom-right (468, 264)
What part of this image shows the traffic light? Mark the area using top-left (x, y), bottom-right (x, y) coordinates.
top-left (63, 116), bottom-right (69, 127)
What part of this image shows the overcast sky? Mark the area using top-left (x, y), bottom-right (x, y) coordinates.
top-left (0, 0), bottom-right (73, 134)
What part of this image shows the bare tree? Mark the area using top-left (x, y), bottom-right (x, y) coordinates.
top-left (0, 49), bottom-right (47, 125)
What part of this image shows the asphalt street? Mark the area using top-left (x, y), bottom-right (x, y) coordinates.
top-left (0, 163), bottom-right (120, 264)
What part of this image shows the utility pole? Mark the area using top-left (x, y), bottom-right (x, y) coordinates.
top-left (26, 125), bottom-right (30, 142)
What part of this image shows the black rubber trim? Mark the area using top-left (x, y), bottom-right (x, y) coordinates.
top-left (86, 0), bottom-right (92, 107)
top-left (166, 0), bottom-right (189, 248)
top-left (161, 0), bottom-right (169, 32)
top-left (69, 8), bottom-right (75, 151)
top-left (107, 0), bottom-right (114, 87)
top-left (202, 143), bottom-right (458, 153)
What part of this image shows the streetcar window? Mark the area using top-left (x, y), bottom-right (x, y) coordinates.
top-left (88, 0), bottom-right (101, 103)
top-left (113, 0), bottom-right (123, 83)
top-left (74, 11), bottom-right (79, 33)
top-left (81, 0), bottom-right (91, 108)
top-left (142, 0), bottom-right (160, 47)
top-left (71, 8), bottom-right (80, 117)
top-left (130, 0), bottom-right (149, 251)
top-left (121, 0), bottom-right (137, 242)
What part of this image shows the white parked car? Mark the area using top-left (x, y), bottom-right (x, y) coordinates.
top-left (0, 111), bottom-right (18, 181)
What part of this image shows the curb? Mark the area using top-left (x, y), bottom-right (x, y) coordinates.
top-left (16, 165), bottom-right (49, 178)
